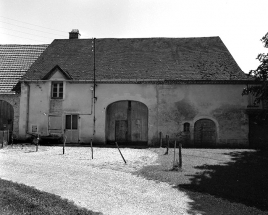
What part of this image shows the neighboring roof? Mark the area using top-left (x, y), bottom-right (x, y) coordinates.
top-left (0, 44), bottom-right (48, 93)
top-left (23, 37), bottom-right (248, 82)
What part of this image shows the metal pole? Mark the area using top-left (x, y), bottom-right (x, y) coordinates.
top-left (93, 38), bottom-right (96, 99)
top-left (115, 142), bottom-right (127, 164)
top-left (93, 38), bottom-right (96, 137)
top-left (90, 139), bottom-right (93, 159)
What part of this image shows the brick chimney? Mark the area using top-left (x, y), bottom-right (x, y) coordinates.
top-left (69, 29), bottom-right (80, 39)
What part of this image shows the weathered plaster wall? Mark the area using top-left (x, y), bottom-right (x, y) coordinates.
top-left (0, 94), bottom-right (20, 137)
top-left (94, 84), bottom-right (157, 144)
top-left (19, 81), bottom-right (249, 147)
top-left (156, 84), bottom-right (248, 146)
top-left (19, 81), bottom-right (94, 143)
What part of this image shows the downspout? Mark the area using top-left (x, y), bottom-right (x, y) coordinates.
top-left (93, 38), bottom-right (96, 137)
top-left (24, 81), bottom-right (30, 135)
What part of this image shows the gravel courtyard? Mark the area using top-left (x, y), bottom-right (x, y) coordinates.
top-left (0, 146), bottom-right (193, 215)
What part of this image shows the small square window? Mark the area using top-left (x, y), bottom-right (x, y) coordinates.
top-left (51, 82), bottom-right (63, 99)
top-left (32, 125), bottom-right (38, 133)
top-left (183, 122), bottom-right (190, 132)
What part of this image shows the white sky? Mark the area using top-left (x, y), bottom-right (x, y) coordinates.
top-left (0, 0), bottom-right (267, 73)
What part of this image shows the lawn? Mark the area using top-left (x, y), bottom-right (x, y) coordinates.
top-left (135, 147), bottom-right (268, 214)
top-left (0, 178), bottom-right (102, 215)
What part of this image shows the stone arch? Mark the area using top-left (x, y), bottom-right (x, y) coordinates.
top-left (0, 95), bottom-right (20, 138)
top-left (0, 100), bottom-right (14, 132)
top-left (194, 118), bottom-right (217, 147)
top-left (106, 100), bottom-right (148, 145)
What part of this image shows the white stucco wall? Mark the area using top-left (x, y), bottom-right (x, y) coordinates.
top-left (19, 81), bottom-right (249, 147)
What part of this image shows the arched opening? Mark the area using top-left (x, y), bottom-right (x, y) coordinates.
top-left (0, 100), bottom-right (14, 141)
top-left (106, 100), bottom-right (148, 145)
top-left (194, 119), bottom-right (216, 147)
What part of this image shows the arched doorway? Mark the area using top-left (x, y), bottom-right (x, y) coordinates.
top-left (0, 100), bottom-right (14, 131)
top-left (194, 119), bottom-right (216, 147)
top-left (106, 100), bottom-right (148, 145)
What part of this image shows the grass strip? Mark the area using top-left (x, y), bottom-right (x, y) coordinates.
top-left (0, 178), bottom-right (102, 215)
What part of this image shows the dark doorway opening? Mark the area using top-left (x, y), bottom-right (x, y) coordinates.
top-left (0, 100), bottom-right (14, 131)
top-left (248, 113), bottom-right (268, 149)
top-left (194, 119), bottom-right (216, 147)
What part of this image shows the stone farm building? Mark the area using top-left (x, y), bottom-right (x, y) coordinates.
top-left (1, 30), bottom-right (267, 148)
top-left (0, 44), bottom-right (48, 139)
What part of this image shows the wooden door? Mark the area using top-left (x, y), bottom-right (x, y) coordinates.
top-left (65, 115), bottom-right (79, 143)
top-left (131, 101), bottom-right (148, 143)
top-left (115, 120), bottom-right (128, 143)
top-left (194, 119), bottom-right (216, 146)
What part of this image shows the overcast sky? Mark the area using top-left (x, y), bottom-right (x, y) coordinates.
top-left (0, 0), bottom-right (267, 73)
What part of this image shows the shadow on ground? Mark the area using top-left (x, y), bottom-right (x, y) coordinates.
top-left (176, 150), bottom-right (268, 213)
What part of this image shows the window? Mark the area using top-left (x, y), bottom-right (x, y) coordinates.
top-left (51, 82), bottom-right (63, 99)
top-left (183, 122), bottom-right (190, 132)
top-left (66, 115), bottom-right (78, 130)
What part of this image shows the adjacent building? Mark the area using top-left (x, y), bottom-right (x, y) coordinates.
top-left (0, 44), bottom-right (48, 139)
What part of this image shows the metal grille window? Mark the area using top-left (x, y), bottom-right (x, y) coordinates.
top-left (66, 115), bottom-right (78, 130)
top-left (51, 82), bottom-right (63, 99)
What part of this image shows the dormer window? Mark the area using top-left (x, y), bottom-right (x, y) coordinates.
top-left (51, 82), bottom-right (63, 99)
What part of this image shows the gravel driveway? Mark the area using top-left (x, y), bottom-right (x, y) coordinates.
top-left (0, 146), bottom-right (192, 215)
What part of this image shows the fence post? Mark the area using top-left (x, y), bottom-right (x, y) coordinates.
top-left (173, 140), bottom-right (176, 167)
top-left (159, 132), bottom-right (162, 148)
top-left (63, 134), bottom-right (66, 154)
top-left (1, 131), bottom-right (3, 148)
top-left (90, 139), bottom-right (93, 159)
top-left (179, 142), bottom-right (182, 168)
top-left (36, 134), bottom-right (39, 152)
top-left (11, 132), bottom-right (14, 146)
top-left (115, 142), bottom-right (127, 164)
top-left (164, 135), bottom-right (169, 155)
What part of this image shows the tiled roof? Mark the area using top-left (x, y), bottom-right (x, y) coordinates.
top-left (24, 37), bottom-right (247, 81)
top-left (0, 44), bottom-right (48, 93)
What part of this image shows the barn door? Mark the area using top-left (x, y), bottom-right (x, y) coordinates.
top-left (0, 100), bottom-right (14, 131)
top-left (65, 115), bottom-right (79, 143)
top-left (115, 120), bottom-right (128, 143)
top-left (194, 119), bottom-right (216, 147)
top-left (131, 101), bottom-right (148, 143)
top-left (106, 100), bottom-right (148, 145)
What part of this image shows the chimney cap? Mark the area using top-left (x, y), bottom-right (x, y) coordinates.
top-left (69, 29), bottom-right (81, 39)
top-left (70, 29), bottom-right (80, 33)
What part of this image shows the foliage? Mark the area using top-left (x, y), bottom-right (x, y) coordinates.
top-left (242, 33), bottom-right (268, 105)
